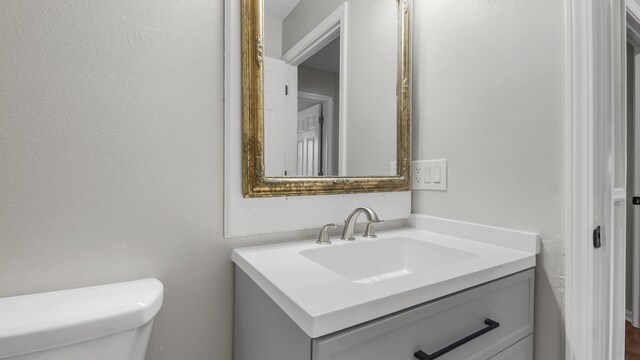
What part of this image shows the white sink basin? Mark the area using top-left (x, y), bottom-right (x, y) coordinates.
top-left (232, 216), bottom-right (539, 338)
top-left (300, 237), bottom-right (477, 285)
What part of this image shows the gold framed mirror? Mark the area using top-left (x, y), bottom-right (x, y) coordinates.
top-left (241, 0), bottom-right (410, 197)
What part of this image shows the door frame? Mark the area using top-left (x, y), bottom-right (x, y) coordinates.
top-left (565, 0), bottom-right (625, 359)
top-left (628, 1), bottom-right (640, 328)
top-left (298, 91), bottom-right (335, 176)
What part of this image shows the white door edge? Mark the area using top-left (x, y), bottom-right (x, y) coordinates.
top-left (565, 0), bottom-right (624, 359)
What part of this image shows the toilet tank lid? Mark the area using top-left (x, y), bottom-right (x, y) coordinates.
top-left (0, 278), bottom-right (163, 358)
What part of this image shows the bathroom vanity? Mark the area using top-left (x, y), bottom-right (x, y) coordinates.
top-left (227, 0), bottom-right (539, 357)
top-left (232, 215), bottom-right (539, 360)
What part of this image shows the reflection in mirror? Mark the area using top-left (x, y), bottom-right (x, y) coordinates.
top-left (263, 0), bottom-right (398, 178)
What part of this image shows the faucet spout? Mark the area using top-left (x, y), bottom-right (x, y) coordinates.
top-left (341, 207), bottom-right (381, 240)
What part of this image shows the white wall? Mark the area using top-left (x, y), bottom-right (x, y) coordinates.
top-left (282, 0), bottom-right (345, 54)
top-left (0, 1), bottom-right (566, 359)
top-left (264, 15), bottom-right (283, 58)
top-left (0, 1), bottom-right (324, 359)
top-left (298, 65), bottom-right (337, 97)
top-left (411, 1), bottom-right (565, 359)
top-left (344, 0), bottom-right (397, 176)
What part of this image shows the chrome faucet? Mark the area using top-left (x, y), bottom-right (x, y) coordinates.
top-left (317, 223), bottom-right (337, 245)
top-left (341, 207), bottom-right (383, 240)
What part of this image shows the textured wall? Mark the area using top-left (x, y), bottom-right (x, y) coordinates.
top-left (0, 0), bottom-right (565, 359)
top-left (411, 0), bottom-right (565, 359)
top-left (0, 1), bottom-right (296, 359)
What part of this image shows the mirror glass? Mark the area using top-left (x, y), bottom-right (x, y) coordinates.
top-left (263, 0), bottom-right (398, 177)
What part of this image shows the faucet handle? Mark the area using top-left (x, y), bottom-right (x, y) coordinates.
top-left (317, 223), bottom-right (337, 245)
top-left (363, 220), bottom-right (384, 238)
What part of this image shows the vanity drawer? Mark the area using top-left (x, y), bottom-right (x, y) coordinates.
top-left (489, 335), bottom-right (533, 360)
top-left (312, 269), bottom-right (534, 360)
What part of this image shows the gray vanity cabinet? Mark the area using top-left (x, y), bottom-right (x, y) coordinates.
top-left (233, 268), bottom-right (534, 360)
top-left (489, 336), bottom-right (533, 360)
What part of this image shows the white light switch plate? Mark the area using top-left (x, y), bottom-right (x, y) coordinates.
top-left (412, 159), bottom-right (447, 191)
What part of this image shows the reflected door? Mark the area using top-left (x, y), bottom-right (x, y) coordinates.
top-left (297, 104), bottom-right (321, 176)
top-left (264, 56), bottom-right (297, 177)
top-left (264, 57), bottom-right (288, 176)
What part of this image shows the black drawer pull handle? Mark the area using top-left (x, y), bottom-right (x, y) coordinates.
top-left (413, 319), bottom-right (500, 360)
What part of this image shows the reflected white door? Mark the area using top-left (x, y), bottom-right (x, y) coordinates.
top-left (264, 57), bottom-right (287, 176)
top-left (297, 104), bottom-right (321, 176)
top-left (264, 57), bottom-right (297, 176)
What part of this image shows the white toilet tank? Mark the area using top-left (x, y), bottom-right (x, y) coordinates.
top-left (0, 279), bottom-right (163, 360)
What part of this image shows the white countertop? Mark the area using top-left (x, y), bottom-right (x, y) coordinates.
top-left (231, 215), bottom-right (539, 338)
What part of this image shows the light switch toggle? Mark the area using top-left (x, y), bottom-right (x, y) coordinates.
top-left (433, 167), bottom-right (441, 183)
top-left (424, 167), bottom-right (432, 183)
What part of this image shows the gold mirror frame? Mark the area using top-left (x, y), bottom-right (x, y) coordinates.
top-left (241, 0), bottom-right (411, 197)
